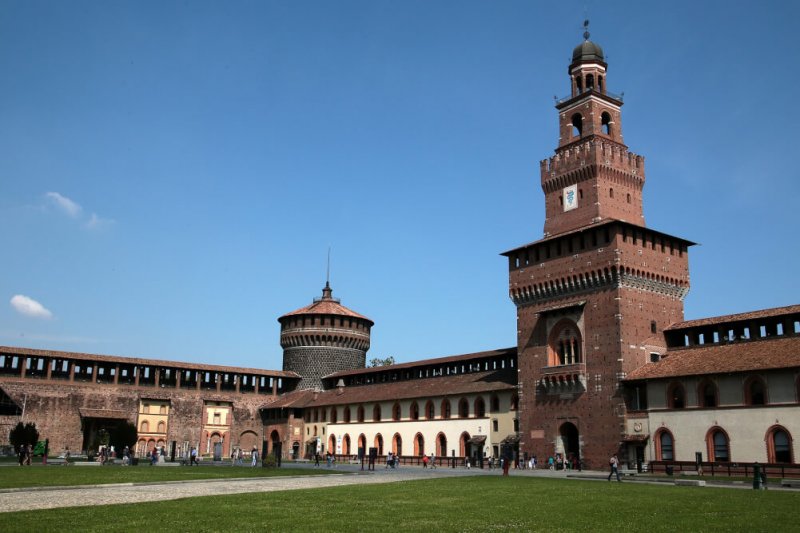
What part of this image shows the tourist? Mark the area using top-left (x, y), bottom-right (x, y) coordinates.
top-left (607, 454), bottom-right (621, 482)
top-left (422, 454), bottom-right (428, 468)
top-left (314, 452), bottom-right (320, 467)
top-left (429, 453), bottom-right (436, 469)
top-left (385, 451), bottom-right (392, 469)
top-left (190, 447), bottom-right (198, 466)
top-left (548, 456), bottom-right (554, 470)
top-left (251, 446), bottom-right (259, 467)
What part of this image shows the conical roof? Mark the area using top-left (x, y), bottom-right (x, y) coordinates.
top-left (278, 283), bottom-right (373, 324)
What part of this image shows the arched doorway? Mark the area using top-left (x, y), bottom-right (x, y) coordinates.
top-left (328, 434), bottom-right (336, 455)
top-left (343, 434), bottom-right (351, 456)
top-left (559, 422), bottom-right (580, 466)
top-left (358, 434), bottom-right (366, 455)
top-left (414, 433), bottom-right (425, 456)
top-left (374, 434), bottom-right (384, 456)
top-left (291, 441), bottom-right (300, 459)
top-left (270, 430), bottom-right (281, 459)
top-left (393, 433), bottom-right (402, 456)
top-left (436, 433), bottom-right (447, 457)
top-left (459, 432), bottom-right (470, 457)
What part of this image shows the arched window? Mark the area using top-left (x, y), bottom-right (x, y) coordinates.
top-left (330, 407), bottom-right (337, 424)
top-left (441, 399), bottom-right (452, 419)
top-left (140, 421), bottom-right (149, 433)
top-left (410, 401), bottom-right (419, 420)
top-left (344, 406), bottom-right (351, 423)
top-left (586, 74), bottom-right (595, 90)
top-left (157, 421), bottom-right (165, 433)
top-left (601, 111), bottom-right (612, 136)
top-left (655, 429), bottom-right (674, 461)
top-left (373, 404), bottom-right (382, 422)
top-left (159, 405), bottom-right (167, 415)
top-left (626, 193), bottom-right (631, 204)
top-left (667, 382), bottom-right (685, 409)
top-left (374, 434), bottom-right (383, 456)
top-left (458, 398), bottom-right (469, 418)
top-left (510, 393), bottom-right (518, 411)
top-left (490, 394), bottom-right (499, 412)
top-left (474, 397), bottom-right (486, 418)
top-left (548, 320), bottom-right (582, 366)
top-left (575, 76), bottom-right (583, 93)
top-left (698, 379), bottom-right (718, 408)
top-left (767, 426), bottom-right (793, 464)
top-left (357, 405), bottom-right (364, 423)
top-left (707, 427), bottom-right (730, 462)
top-left (425, 400), bottom-right (435, 420)
top-left (571, 113), bottom-right (583, 137)
top-left (745, 376), bottom-right (767, 405)
top-left (328, 434), bottom-right (336, 454)
top-left (392, 402), bottom-right (401, 421)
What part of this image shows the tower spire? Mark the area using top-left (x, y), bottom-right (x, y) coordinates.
top-left (322, 247), bottom-right (333, 299)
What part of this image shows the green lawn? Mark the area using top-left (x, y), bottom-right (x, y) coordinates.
top-left (0, 465), bottom-right (335, 489)
top-left (0, 476), bottom-right (796, 532)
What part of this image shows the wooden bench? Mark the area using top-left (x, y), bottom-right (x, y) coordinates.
top-left (780, 479), bottom-right (800, 488)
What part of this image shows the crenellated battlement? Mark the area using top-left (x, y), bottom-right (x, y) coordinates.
top-left (540, 139), bottom-right (644, 181)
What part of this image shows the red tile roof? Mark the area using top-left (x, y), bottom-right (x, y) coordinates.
top-left (323, 347), bottom-right (517, 379)
top-left (279, 285), bottom-right (373, 324)
top-left (666, 304), bottom-right (800, 330)
top-left (0, 345), bottom-right (299, 378)
top-left (625, 336), bottom-right (800, 380)
top-left (269, 367), bottom-right (517, 408)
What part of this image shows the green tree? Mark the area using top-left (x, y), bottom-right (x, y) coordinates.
top-left (368, 356), bottom-right (395, 367)
top-left (109, 421), bottom-right (138, 451)
top-left (9, 422), bottom-right (39, 450)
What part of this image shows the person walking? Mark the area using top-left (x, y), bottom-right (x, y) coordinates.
top-left (608, 453), bottom-right (621, 482)
top-left (251, 447), bottom-right (259, 467)
top-left (190, 447), bottom-right (198, 466)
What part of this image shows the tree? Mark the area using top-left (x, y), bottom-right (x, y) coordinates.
top-left (9, 422), bottom-right (39, 450)
top-left (109, 421), bottom-right (138, 451)
top-left (368, 356), bottom-right (395, 367)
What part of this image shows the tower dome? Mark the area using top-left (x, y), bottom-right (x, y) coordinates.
top-left (571, 39), bottom-right (604, 64)
top-left (279, 283), bottom-right (373, 390)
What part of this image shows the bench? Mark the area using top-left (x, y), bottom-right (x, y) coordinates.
top-left (780, 479), bottom-right (800, 488)
top-left (619, 469), bottom-right (638, 476)
top-left (674, 479), bottom-right (706, 487)
top-left (71, 461), bottom-right (102, 467)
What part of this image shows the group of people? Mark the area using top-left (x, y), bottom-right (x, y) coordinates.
top-left (17, 444), bottom-right (33, 466)
top-left (313, 451), bottom-right (337, 467)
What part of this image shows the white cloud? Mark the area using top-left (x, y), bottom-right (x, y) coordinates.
top-left (45, 192), bottom-right (82, 218)
top-left (10, 295), bottom-right (53, 319)
top-left (85, 212), bottom-right (115, 229)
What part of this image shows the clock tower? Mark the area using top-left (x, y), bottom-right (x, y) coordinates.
top-left (542, 28), bottom-right (644, 237)
top-left (504, 25), bottom-right (693, 469)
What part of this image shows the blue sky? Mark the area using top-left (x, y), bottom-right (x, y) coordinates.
top-left (1, 1), bottom-right (798, 370)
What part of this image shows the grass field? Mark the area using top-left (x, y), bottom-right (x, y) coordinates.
top-left (0, 475), bottom-right (796, 532)
top-left (0, 465), bottom-right (336, 489)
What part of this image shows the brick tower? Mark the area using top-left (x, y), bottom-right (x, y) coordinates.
top-left (279, 283), bottom-right (373, 390)
top-left (503, 26), bottom-right (694, 468)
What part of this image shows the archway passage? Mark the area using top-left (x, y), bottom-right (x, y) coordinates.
top-left (559, 422), bottom-right (580, 465)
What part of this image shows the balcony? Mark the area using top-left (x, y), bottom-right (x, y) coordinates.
top-left (539, 363), bottom-right (586, 393)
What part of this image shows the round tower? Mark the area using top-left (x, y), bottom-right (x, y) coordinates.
top-left (279, 283), bottom-right (373, 390)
